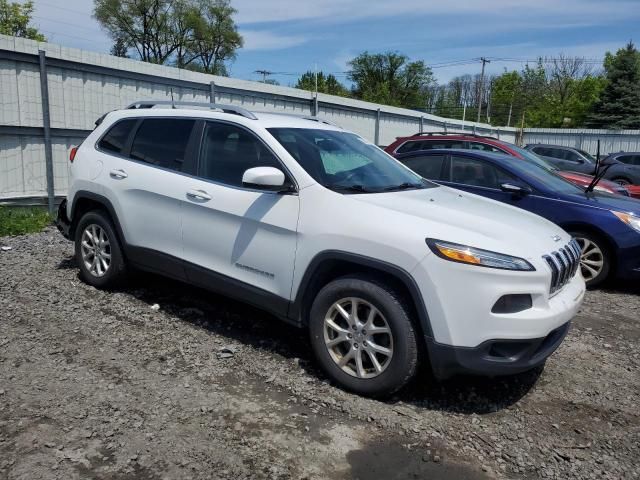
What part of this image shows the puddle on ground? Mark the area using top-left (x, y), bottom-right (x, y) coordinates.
top-left (346, 437), bottom-right (491, 480)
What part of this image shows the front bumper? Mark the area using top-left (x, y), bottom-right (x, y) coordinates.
top-left (55, 199), bottom-right (71, 240)
top-left (428, 321), bottom-right (570, 379)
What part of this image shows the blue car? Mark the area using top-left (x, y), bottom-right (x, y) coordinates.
top-left (395, 149), bottom-right (640, 287)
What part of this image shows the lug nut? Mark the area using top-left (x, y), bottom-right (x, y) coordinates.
top-left (354, 343), bottom-right (359, 349)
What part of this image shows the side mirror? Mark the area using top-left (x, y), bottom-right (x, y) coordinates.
top-left (500, 182), bottom-right (531, 197)
top-left (242, 167), bottom-right (289, 192)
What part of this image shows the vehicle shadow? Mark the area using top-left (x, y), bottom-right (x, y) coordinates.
top-left (599, 279), bottom-right (640, 296)
top-left (60, 256), bottom-right (541, 415)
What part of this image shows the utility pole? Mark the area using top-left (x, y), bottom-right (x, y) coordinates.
top-left (476, 57), bottom-right (490, 123)
top-left (254, 69), bottom-right (272, 83)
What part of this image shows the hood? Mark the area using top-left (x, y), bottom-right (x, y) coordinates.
top-left (564, 190), bottom-right (640, 214)
top-left (351, 185), bottom-right (570, 256)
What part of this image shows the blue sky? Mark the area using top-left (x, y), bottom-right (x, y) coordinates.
top-left (28, 0), bottom-right (640, 86)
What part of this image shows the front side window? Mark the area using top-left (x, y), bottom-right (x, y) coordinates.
top-left (130, 118), bottom-right (195, 171)
top-left (618, 155), bottom-right (634, 165)
top-left (450, 155), bottom-right (516, 189)
top-left (400, 155), bottom-right (447, 181)
top-left (98, 119), bottom-right (137, 154)
top-left (269, 128), bottom-right (434, 193)
top-left (200, 122), bottom-right (282, 187)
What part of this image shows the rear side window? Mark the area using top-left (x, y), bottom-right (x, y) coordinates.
top-left (98, 119), bottom-right (137, 154)
top-left (130, 119), bottom-right (195, 171)
top-left (401, 155), bottom-right (446, 180)
top-left (618, 155), bottom-right (640, 166)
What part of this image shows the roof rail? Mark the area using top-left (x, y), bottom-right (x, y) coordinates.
top-left (411, 131), bottom-right (498, 140)
top-left (300, 116), bottom-right (341, 128)
top-left (125, 100), bottom-right (258, 120)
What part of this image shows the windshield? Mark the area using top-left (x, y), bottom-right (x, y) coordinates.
top-left (509, 157), bottom-right (584, 194)
top-left (508, 144), bottom-right (559, 171)
top-left (577, 149), bottom-right (596, 162)
top-left (268, 128), bottom-right (435, 193)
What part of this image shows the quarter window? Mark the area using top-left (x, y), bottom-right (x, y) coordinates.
top-left (98, 119), bottom-right (137, 154)
top-left (199, 122), bottom-right (282, 187)
top-left (129, 118), bottom-right (195, 171)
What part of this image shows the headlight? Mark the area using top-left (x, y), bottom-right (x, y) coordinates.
top-left (426, 239), bottom-right (535, 271)
top-left (613, 211), bottom-right (640, 233)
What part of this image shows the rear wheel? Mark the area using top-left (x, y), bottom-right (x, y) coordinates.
top-left (569, 231), bottom-right (611, 287)
top-left (309, 276), bottom-right (418, 397)
top-left (74, 210), bottom-right (127, 288)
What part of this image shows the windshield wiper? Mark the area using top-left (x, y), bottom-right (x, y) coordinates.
top-left (324, 184), bottom-right (372, 193)
top-left (381, 182), bottom-right (425, 192)
top-left (585, 159), bottom-right (615, 194)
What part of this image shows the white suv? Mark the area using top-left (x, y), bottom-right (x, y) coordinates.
top-left (56, 101), bottom-right (585, 397)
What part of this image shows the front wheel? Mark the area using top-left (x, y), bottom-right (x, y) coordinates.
top-left (570, 231), bottom-right (611, 288)
top-left (308, 276), bottom-right (418, 397)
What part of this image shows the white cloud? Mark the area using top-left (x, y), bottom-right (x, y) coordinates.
top-left (233, 0), bottom-right (640, 25)
top-left (240, 30), bottom-right (308, 50)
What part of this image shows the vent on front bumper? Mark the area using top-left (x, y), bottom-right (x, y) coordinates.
top-left (543, 239), bottom-right (581, 295)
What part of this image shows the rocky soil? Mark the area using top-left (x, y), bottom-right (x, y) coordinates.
top-left (1, 228), bottom-right (638, 479)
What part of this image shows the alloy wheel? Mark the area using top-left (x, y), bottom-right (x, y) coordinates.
top-left (575, 237), bottom-right (604, 282)
top-left (323, 297), bottom-right (394, 379)
top-left (81, 224), bottom-right (111, 277)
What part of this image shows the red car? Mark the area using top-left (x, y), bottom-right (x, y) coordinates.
top-left (385, 133), bottom-right (634, 198)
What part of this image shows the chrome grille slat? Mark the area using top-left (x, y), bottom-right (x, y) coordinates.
top-left (543, 240), bottom-right (581, 295)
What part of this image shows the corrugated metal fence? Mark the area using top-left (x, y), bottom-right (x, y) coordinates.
top-left (2, 34), bottom-right (640, 207)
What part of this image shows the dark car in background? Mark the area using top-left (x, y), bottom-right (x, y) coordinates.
top-left (385, 133), bottom-right (630, 197)
top-left (394, 149), bottom-right (640, 287)
top-left (599, 152), bottom-right (640, 186)
top-left (525, 144), bottom-right (597, 175)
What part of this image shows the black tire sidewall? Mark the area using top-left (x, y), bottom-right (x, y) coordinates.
top-left (74, 211), bottom-right (126, 288)
top-left (570, 230), bottom-right (611, 288)
top-left (309, 276), bottom-right (418, 397)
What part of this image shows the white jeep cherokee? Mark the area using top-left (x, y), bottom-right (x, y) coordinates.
top-left (57, 101), bottom-right (585, 397)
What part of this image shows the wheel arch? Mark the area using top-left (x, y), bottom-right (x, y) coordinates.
top-left (560, 222), bottom-right (617, 271)
top-left (69, 191), bottom-right (126, 248)
top-left (289, 251), bottom-right (433, 341)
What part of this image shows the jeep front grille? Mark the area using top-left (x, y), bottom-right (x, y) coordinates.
top-left (543, 239), bottom-right (581, 295)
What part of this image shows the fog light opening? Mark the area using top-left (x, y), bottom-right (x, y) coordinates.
top-left (491, 294), bottom-right (533, 314)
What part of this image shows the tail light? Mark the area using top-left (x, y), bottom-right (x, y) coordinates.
top-left (69, 146), bottom-right (78, 163)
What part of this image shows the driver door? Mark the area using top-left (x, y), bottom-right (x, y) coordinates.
top-left (180, 121), bottom-right (300, 306)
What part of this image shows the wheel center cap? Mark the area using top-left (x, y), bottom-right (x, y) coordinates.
top-left (355, 332), bottom-right (365, 342)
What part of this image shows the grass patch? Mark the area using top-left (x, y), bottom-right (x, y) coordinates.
top-left (0, 206), bottom-right (53, 237)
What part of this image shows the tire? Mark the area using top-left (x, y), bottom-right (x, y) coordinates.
top-left (308, 275), bottom-right (418, 397)
top-left (611, 177), bottom-right (632, 186)
top-left (74, 210), bottom-right (127, 288)
top-left (569, 231), bottom-right (611, 288)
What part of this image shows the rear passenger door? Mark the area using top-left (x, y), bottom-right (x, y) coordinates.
top-left (180, 121), bottom-right (300, 306)
top-left (96, 117), bottom-right (198, 278)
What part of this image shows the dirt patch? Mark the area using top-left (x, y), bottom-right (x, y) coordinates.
top-left (1, 228), bottom-right (639, 479)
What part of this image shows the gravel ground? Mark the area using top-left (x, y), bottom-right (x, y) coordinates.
top-left (1, 228), bottom-right (639, 480)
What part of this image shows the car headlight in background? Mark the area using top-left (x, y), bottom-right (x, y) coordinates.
top-left (426, 239), bottom-right (535, 271)
top-left (613, 211), bottom-right (640, 233)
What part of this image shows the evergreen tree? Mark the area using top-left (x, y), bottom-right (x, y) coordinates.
top-left (588, 42), bottom-right (640, 129)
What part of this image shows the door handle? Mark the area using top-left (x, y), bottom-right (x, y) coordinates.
top-left (186, 189), bottom-right (212, 201)
top-left (110, 169), bottom-right (128, 179)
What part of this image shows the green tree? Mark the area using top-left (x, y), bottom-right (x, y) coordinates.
top-left (93, 0), bottom-right (242, 74)
top-left (588, 42), bottom-right (640, 129)
top-left (0, 0), bottom-right (45, 41)
top-left (186, 0), bottom-right (243, 75)
top-left (110, 36), bottom-right (129, 57)
top-left (295, 71), bottom-right (350, 97)
top-left (348, 51), bottom-right (435, 108)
